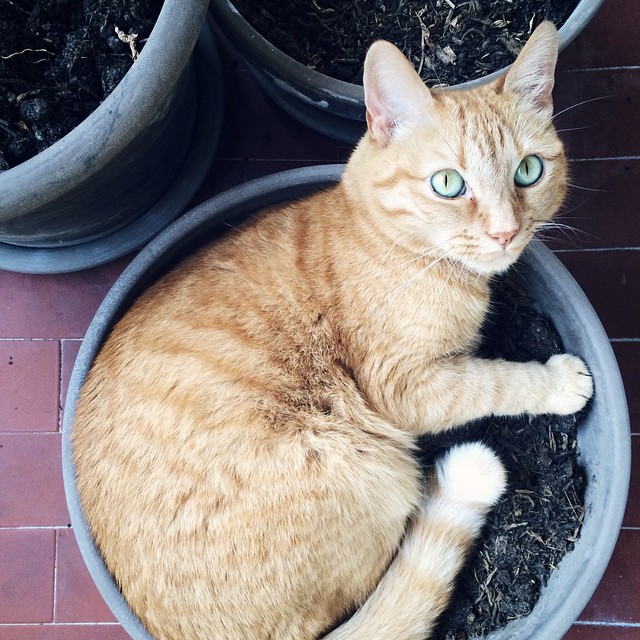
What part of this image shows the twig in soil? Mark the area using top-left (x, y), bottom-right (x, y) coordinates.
top-left (115, 27), bottom-right (140, 60)
top-left (1, 48), bottom-right (53, 61)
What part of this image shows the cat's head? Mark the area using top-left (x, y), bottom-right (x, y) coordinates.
top-left (343, 21), bottom-right (567, 276)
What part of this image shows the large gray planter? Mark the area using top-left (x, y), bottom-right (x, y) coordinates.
top-left (209, 0), bottom-right (604, 142)
top-left (62, 165), bottom-right (630, 640)
top-left (0, 1), bottom-right (223, 274)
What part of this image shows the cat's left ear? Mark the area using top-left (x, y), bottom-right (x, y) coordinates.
top-left (363, 40), bottom-right (436, 145)
top-left (503, 21), bottom-right (559, 117)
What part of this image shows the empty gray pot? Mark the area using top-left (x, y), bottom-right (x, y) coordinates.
top-left (62, 165), bottom-right (630, 640)
top-left (209, 0), bottom-right (604, 142)
top-left (0, 0), bottom-right (223, 274)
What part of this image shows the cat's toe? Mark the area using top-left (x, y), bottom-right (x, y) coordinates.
top-left (544, 353), bottom-right (594, 415)
top-left (436, 442), bottom-right (507, 507)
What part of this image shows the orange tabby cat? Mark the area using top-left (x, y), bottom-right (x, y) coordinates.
top-left (73, 21), bottom-right (593, 640)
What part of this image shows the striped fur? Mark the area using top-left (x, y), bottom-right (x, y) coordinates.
top-left (73, 22), bottom-right (592, 640)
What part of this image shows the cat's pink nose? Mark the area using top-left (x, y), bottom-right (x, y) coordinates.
top-left (489, 229), bottom-right (519, 249)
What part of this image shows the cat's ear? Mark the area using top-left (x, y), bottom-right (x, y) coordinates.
top-left (503, 21), bottom-right (559, 116)
top-left (363, 40), bottom-right (435, 145)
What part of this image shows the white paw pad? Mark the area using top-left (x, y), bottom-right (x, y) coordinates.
top-left (436, 442), bottom-right (507, 506)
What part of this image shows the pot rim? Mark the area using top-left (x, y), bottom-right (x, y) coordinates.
top-left (209, 0), bottom-right (604, 101)
top-left (0, 0), bottom-right (210, 213)
top-left (62, 163), bottom-right (630, 640)
top-left (0, 19), bottom-right (224, 274)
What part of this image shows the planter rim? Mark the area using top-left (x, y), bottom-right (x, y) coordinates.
top-left (0, 19), bottom-right (224, 274)
top-left (62, 163), bottom-right (630, 640)
top-left (0, 0), bottom-right (210, 215)
top-left (209, 0), bottom-right (604, 101)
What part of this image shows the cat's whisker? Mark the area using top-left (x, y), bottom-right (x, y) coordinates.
top-left (567, 182), bottom-right (609, 193)
top-left (550, 201), bottom-right (591, 223)
top-left (435, 247), bottom-right (470, 299)
top-left (535, 221), bottom-right (602, 247)
top-left (379, 249), bottom-right (456, 308)
top-left (554, 126), bottom-right (591, 134)
top-left (528, 94), bottom-right (611, 138)
top-left (552, 94), bottom-right (612, 122)
top-left (432, 126), bottom-right (459, 163)
top-left (355, 237), bottom-right (455, 285)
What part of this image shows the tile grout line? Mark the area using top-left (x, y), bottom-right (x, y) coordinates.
top-left (0, 622), bottom-right (122, 627)
top-left (0, 431), bottom-right (65, 436)
top-left (52, 526), bottom-right (59, 624)
top-left (574, 620), bottom-right (640, 628)
top-left (569, 156), bottom-right (640, 162)
top-left (0, 525), bottom-right (68, 531)
top-left (562, 65), bottom-right (640, 73)
top-left (0, 337), bottom-right (60, 341)
top-left (57, 339), bottom-right (63, 434)
top-left (552, 246), bottom-right (640, 252)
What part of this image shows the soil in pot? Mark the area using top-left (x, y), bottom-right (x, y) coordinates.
top-left (417, 275), bottom-right (588, 639)
top-left (0, 0), bottom-right (164, 170)
top-left (231, 0), bottom-right (579, 87)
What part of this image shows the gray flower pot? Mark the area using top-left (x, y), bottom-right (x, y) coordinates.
top-left (209, 0), bottom-right (604, 142)
top-left (62, 165), bottom-right (630, 640)
top-left (0, 0), bottom-right (223, 274)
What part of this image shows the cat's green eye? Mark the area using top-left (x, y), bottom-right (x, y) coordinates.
top-left (514, 155), bottom-right (544, 187)
top-left (430, 169), bottom-right (466, 198)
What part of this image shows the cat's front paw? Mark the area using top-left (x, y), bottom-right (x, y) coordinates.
top-left (543, 354), bottom-right (594, 415)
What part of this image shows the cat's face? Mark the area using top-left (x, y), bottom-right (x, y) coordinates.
top-left (348, 22), bottom-right (566, 276)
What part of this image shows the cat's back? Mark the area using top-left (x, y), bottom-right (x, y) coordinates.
top-left (72, 185), bottom-right (420, 640)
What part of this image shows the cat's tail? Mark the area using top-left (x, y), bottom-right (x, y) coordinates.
top-left (322, 442), bottom-right (506, 640)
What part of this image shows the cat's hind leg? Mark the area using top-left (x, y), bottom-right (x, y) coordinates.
top-left (322, 442), bottom-right (506, 640)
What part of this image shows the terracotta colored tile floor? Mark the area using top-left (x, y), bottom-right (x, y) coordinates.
top-left (1, 4), bottom-right (638, 638)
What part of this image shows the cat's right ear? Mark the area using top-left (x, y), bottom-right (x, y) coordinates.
top-left (502, 21), bottom-right (559, 117)
top-left (363, 41), bottom-right (436, 145)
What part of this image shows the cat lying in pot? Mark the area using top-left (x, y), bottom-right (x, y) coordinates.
top-left (73, 21), bottom-right (592, 640)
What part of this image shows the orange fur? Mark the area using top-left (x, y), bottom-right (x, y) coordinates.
top-left (73, 22), bottom-right (592, 640)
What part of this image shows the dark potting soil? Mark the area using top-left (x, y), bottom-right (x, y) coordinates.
top-left (0, 0), bottom-right (164, 171)
top-left (418, 275), bottom-right (588, 640)
top-left (232, 0), bottom-right (579, 87)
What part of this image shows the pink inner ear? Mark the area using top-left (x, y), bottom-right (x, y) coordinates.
top-left (365, 97), bottom-right (394, 143)
top-left (504, 56), bottom-right (556, 113)
top-left (363, 40), bottom-right (436, 144)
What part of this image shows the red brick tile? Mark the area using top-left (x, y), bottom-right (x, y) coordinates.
top-left (554, 250), bottom-right (640, 341)
top-left (544, 160), bottom-right (640, 251)
top-left (0, 624), bottom-right (129, 640)
top-left (578, 529), bottom-right (640, 624)
top-left (564, 624), bottom-right (640, 640)
top-left (0, 340), bottom-right (59, 432)
top-left (60, 340), bottom-right (82, 424)
top-left (0, 529), bottom-right (55, 623)
top-left (54, 528), bottom-right (116, 623)
top-left (622, 435), bottom-right (640, 529)
top-left (555, 69), bottom-right (640, 160)
top-left (0, 257), bottom-right (131, 340)
top-left (612, 343), bottom-right (640, 434)
top-left (558, 0), bottom-right (640, 71)
top-left (0, 434), bottom-right (69, 527)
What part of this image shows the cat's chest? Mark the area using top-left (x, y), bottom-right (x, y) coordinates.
top-left (382, 274), bottom-right (489, 356)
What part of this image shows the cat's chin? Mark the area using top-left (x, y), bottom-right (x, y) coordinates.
top-left (456, 250), bottom-right (522, 276)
